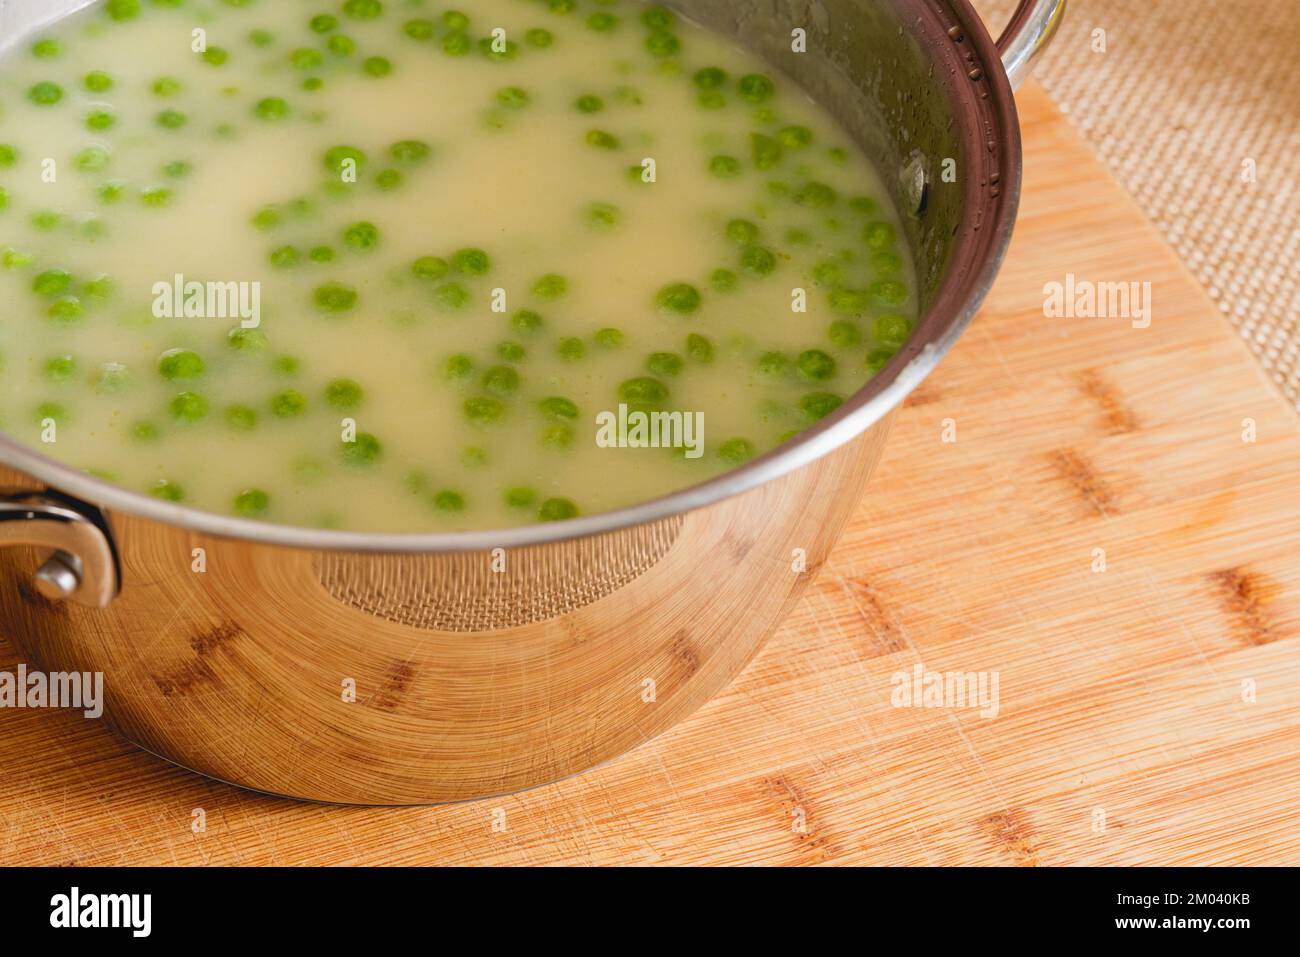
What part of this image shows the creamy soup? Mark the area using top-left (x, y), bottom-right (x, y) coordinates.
top-left (0, 0), bottom-right (916, 532)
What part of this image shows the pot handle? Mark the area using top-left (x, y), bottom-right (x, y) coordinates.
top-left (996, 0), bottom-right (1066, 90)
top-left (0, 490), bottom-right (119, 608)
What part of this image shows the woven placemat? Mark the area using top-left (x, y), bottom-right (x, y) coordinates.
top-left (972, 0), bottom-right (1300, 410)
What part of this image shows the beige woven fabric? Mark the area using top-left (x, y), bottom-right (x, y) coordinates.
top-left (972, 0), bottom-right (1300, 409)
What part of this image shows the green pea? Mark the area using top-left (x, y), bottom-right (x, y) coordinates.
top-left (363, 56), bottom-right (392, 77)
top-left (482, 365), bottom-right (520, 396)
top-left (697, 90), bottom-right (726, 110)
top-left (587, 11), bottom-right (619, 30)
top-left (778, 126), bottom-right (813, 148)
top-left (686, 334), bottom-right (714, 363)
top-left (741, 246), bottom-right (778, 276)
top-left (756, 352), bottom-right (791, 378)
top-left (158, 348), bottom-right (205, 381)
top-left (28, 81), bottom-right (64, 106)
top-left (48, 297), bottom-right (84, 323)
top-left (717, 438), bottom-right (756, 464)
top-left (539, 498), bottom-right (579, 522)
top-left (227, 327), bottom-right (269, 352)
top-left (646, 352), bottom-right (683, 377)
top-left (726, 219), bottom-right (760, 245)
top-left (644, 30), bottom-right (680, 58)
top-left (545, 0), bottom-right (575, 14)
top-left (800, 392), bottom-right (844, 421)
top-left (575, 94), bottom-right (604, 113)
top-left (328, 35), bottom-right (356, 56)
top-left (642, 6), bottom-right (676, 29)
top-left (325, 378), bottom-right (363, 409)
top-left (323, 144), bottom-right (367, 175)
top-left (343, 0), bottom-right (383, 20)
top-left (556, 337), bottom-right (585, 361)
top-left (105, 0), bottom-right (141, 21)
top-left (478, 37), bottom-right (520, 61)
top-left (444, 354), bottom-right (475, 380)
top-left (710, 269), bottom-right (739, 293)
top-left (868, 280), bottom-right (909, 307)
top-left (442, 32), bottom-right (471, 56)
top-left (463, 396), bottom-right (506, 425)
top-left (585, 201), bottom-right (621, 230)
top-left (86, 110), bottom-right (117, 131)
top-left (150, 479), bottom-right (184, 502)
top-left (151, 76), bottom-right (181, 97)
top-left (84, 71), bottom-right (113, 93)
top-left (202, 47), bottom-right (230, 67)
top-left (412, 256), bottom-right (449, 280)
top-left (44, 354), bottom-right (77, 383)
top-left (849, 196), bottom-right (879, 215)
top-left (248, 29), bottom-right (274, 47)
top-left (270, 389), bottom-right (306, 417)
top-left (170, 391), bottom-right (209, 422)
top-left (796, 182), bottom-right (838, 208)
top-left (511, 309), bottom-right (544, 334)
top-left (505, 487), bottom-right (536, 508)
top-left (750, 133), bottom-right (782, 170)
top-left (828, 287), bottom-right (870, 315)
top-left (585, 130), bottom-right (620, 150)
top-left (252, 205), bottom-right (283, 230)
top-left (533, 273), bottom-right (568, 299)
top-left (162, 160), bottom-right (192, 178)
top-left (156, 109), bottom-right (188, 130)
top-left (403, 18), bottom-right (435, 40)
top-left (254, 97), bottom-right (290, 121)
top-left (32, 211), bottom-right (63, 231)
top-left (311, 14), bottom-right (338, 33)
top-left (525, 29), bottom-right (554, 48)
top-left (35, 401), bottom-right (68, 424)
top-left (272, 355), bottom-right (301, 377)
top-left (314, 282), bottom-right (358, 313)
top-left (341, 432), bottom-right (383, 466)
top-left (694, 67), bottom-right (727, 88)
top-left (738, 73), bottom-right (776, 102)
top-left (342, 221), bottom-right (380, 251)
top-left (709, 155), bottom-right (741, 178)
top-left (33, 269), bottom-right (73, 297)
top-left (619, 377), bottom-right (668, 405)
top-left (141, 186), bottom-right (173, 208)
top-left (866, 347), bottom-right (895, 372)
top-left (432, 490), bottom-right (465, 512)
top-left (453, 247), bottom-right (491, 275)
top-left (656, 282), bottom-right (701, 315)
top-left (433, 283), bottom-right (470, 310)
top-left (309, 246), bottom-right (336, 263)
top-left (594, 327), bottom-right (624, 348)
top-left (542, 424), bottom-right (575, 450)
top-left (863, 221), bottom-right (897, 249)
top-left (497, 341), bottom-right (526, 362)
top-left (222, 403), bottom-right (256, 431)
top-left (829, 320), bottom-right (862, 348)
top-left (270, 245), bottom-right (301, 268)
top-left (538, 396), bottom-right (579, 420)
top-left (461, 447), bottom-right (489, 468)
top-left (497, 86), bottom-right (530, 109)
top-left (233, 488), bottom-right (270, 517)
top-left (27, 35), bottom-right (60, 56)
top-left (132, 421), bottom-right (160, 442)
top-left (797, 349), bottom-right (836, 381)
top-left (2, 248), bottom-right (34, 269)
top-left (873, 313), bottom-right (913, 347)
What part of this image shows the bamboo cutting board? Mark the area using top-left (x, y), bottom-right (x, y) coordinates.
top-left (1, 84), bottom-right (1297, 866)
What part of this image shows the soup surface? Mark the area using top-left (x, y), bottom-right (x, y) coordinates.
top-left (0, 0), bottom-right (916, 532)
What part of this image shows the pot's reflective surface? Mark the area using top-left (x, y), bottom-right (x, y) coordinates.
top-left (0, 0), bottom-right (1046, 802)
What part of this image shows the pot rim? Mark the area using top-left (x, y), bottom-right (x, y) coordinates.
top-left (0, 0), bottom-right (1021, 554)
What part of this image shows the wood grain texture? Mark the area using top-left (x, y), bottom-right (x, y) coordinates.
top-left (1, 84), bottom-right (1298, 864)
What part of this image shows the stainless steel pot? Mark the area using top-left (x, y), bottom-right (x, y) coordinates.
top-left (0, 0), bottom-right (1063, 803)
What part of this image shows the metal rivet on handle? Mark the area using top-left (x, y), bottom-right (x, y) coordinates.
top-left (35, 550), bottom-right (81, 601)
